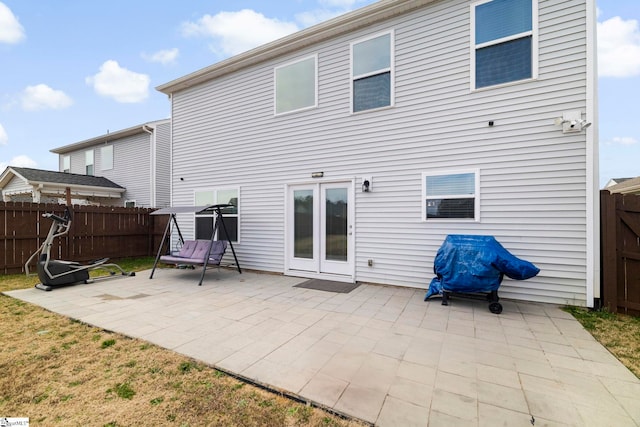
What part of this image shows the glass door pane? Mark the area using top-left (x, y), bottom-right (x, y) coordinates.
top-left (324, 188), bottom-right (348, 262)
top-left (294, 189), bottom-right (314, 259)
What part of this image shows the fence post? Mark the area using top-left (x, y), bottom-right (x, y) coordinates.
top-left (601, 190), bottom-right (618, 313)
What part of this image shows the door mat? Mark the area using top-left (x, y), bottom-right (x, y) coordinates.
top-left (293, 279), bottom-right (360, 293)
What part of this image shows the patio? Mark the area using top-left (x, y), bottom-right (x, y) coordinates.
top-left (5, 268), bottom-right (640, 426)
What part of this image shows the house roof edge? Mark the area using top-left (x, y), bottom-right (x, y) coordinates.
top-left (156, 0), bottom-right (434, 94)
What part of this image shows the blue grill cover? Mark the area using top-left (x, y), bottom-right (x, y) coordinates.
top-left (425, 235), bottom-right (539, 299)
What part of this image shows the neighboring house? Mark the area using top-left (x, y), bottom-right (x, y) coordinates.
top-left (50, 119), bottom-right (171, 208)
top-left (604, 177), bottom-right (632, 189)
top-left (606, 176), bottom-right (640, 195)
top-left (157, 0), bottom-right (599, 307)
top-left (0, 166), bottom-right (124, 204)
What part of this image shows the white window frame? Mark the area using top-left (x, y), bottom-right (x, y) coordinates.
top-left (470, 0), bottom-right (538, 90)
top-left (274, 54), bottom-right (318, 115)
top-left (125, 200), bottom-right (136, 208)
top-left (101, 145), bottom-right (114, 171)
top-left (85, 150), bottom-right (94, 176)
top-left (62, 155), bottom-right (70, 173)
top-left (350, 30), bottom-right (395, 113)
top-left (194, 188), bottom-right (240, 243)
top-left (422, 169), bottom-right (480, 222)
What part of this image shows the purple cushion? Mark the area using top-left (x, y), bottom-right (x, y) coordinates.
top-left (178, 240), bottom-right (198, 258)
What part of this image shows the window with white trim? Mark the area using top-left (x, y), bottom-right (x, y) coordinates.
top-left (62, 155), bottom-right (70, 173)
top-left (101, 145), bottom-right (113, 170)
top-left (85, 150), bottom-right (94, 176)
top-left (422, 170), bottom-right (479, 221)
top-left (275, 55), bottom-right (317, 115)
top-left (125, 200), bottom-right (136, 208)
top-left (472, 0), bottom-right (537, 89)
top-left (351, 31), bottom-right (393, 112)
top-left (194, 189), bottom-right (239, 242)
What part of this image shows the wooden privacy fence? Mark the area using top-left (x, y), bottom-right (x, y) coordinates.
top-left (601, 190), bottom-right (640, 315)
top-left (0, 202), bottom-right (169, 275)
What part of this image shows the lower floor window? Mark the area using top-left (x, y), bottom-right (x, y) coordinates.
top-left (194, 188), bottom-right (239, 242)
top-left (423, 170), bottom-right (479, 221)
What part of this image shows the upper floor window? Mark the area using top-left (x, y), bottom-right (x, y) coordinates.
top-left (194, 188), bottom-right (239, 242)
top-left (85, 150), bottom-right (94, 176)
top-left (351, 31), bottom-right (394, 113)
top-left (275, 55), bottom-right (317, 115)
top-left (422, 170), bottom-right (479, 221)
top-left (62, 155), bottom-right (70, 173)
top-left (101, 145), bottom-right (113, 171)
top-left (472, 0), bottom-right (537, 89)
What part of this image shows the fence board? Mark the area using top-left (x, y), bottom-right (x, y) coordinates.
top-left (0, 202), bottom-right (168, 275)
top-left (601, 191), bottom-right (640, 315)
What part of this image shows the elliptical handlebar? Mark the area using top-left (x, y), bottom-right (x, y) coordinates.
top-left (43, 206), bottom-right (72, 225)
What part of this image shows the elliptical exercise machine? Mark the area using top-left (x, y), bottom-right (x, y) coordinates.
top-left (25, 206), bottom-right (135, 291)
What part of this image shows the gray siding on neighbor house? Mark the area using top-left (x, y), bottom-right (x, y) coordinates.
top-left (154, 122), bottom-right (171, 208)
top-left (98, 133), bottom-right (152, 207)
top-left (60, 132), bottom-right (152, 207)
top-left (169, 0), bottom-right (592, 305)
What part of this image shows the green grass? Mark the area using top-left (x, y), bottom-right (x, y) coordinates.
top-left (564, 306), bottom-right (640, 378)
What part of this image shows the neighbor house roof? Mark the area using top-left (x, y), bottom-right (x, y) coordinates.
top-left (156, 0), bottom-right (435, 94)
top-left (50, 119), bottom-right (169, 154)
top-left (606, 176), bottom-right (640, 195)
top-left (0, 167), bottom-right (125, 200)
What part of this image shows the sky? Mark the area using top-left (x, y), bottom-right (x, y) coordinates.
top-left (0, 0), bottom-right (639, 187)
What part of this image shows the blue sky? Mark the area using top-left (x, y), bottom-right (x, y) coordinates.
top-left (0, 0), bottom-right (638, 186)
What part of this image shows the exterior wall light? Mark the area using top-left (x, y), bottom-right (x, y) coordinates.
top-left (362, 176), bottom-right (372, 192)
top-left (554, 111), bottom-right (592, 133)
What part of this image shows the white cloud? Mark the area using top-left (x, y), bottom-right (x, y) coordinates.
top-left (142, 48), bottom-right (179, 65)
top-left (319, 0), bottom-right (359, 7)
top-left (0, 2), bottom-right (25, 44)
top-left (181, 9), bottom-right (299, 56)
top-left (86, 60), bottom-right (150, 103)
top-left (598, 16), bottom-right (640, 78)
top-left (296, 9), bottom-right (344, 27)
top-left (0, 155), bottom-right (37, 171)
top-left (604, 136), bottom-right (639, 146)
top-left (21, 84), bottom-right (73, 111)
top-left (0, 123), bottom-right (7, 145)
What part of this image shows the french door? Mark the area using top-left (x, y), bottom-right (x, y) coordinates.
top-left (287, 182), bottom-right (354, 279)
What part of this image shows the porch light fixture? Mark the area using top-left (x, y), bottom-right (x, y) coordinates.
top-left (311, 172), bottom-right (324, 178)
top-left (362, 176), bottom-right (372, 192)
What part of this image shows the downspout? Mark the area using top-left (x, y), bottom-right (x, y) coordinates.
top-left (142, 124), bottom-right (156, 208)
top-left (586, 0), bottom-right (599, 308)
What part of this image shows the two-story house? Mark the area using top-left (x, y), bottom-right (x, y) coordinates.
top-left (51, 119), bottom-right (171, 208)
top-left (156, 0), bottom-right (598, 307)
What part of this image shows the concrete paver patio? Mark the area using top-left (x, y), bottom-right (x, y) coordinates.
top-left (5, 268), bottom-right (640, 426)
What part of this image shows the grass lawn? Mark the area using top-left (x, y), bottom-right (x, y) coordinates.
top-left (563, 306), bottom-right (640, 378)
top-left (0, 258), bottom-right (365, 427)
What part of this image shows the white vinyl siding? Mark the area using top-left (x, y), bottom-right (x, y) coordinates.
top-left (62, 155), bottom-right (70, 173)
top-left (154, 122), bottom-right (171, 208)
top-left (168, 0), bottom-right (592, 306)
top-left (61, 129), bottom-right (156, 207)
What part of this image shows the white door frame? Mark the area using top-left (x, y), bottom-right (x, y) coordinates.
top-left (284, 179), bottom-right (355, 282)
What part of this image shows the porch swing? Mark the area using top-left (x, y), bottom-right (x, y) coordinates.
top-left (149, 204), bottom-right (241, 285)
